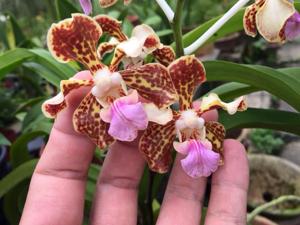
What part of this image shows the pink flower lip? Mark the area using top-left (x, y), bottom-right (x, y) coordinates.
top-left (100, 91), bottom-right (148, 142)
top-left (174, 140), bottom-right (220, 178)
top-left (285, 12), bottom-right (300, 41)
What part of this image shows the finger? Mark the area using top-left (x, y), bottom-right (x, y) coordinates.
top-left (156, 110), bottom-right (218, 225)
top-left (20, 71), bottom-right (95, 225)
top-left (205, 139), bottom-right (249, 225)
top-left (90, 138), bottom-right (146, 225)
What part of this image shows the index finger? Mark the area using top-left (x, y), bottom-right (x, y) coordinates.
top-left (20, 71), bottom-right (96, 225)
top-left (205, 139), bottom-right (249, 225)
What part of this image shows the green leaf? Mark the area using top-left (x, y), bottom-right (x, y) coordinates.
top-left (29, 48), bottom-right (76, 79)
top-left (208, 82), bottom-right (260, 101)
top-left (0, 132), bottom-right (11, 146)
top-left (0, 49), bottom-right (33, 79)
top-left (220, 108), bottom-right (300, 135)
top-left (0, 48), bottom-right (76, 82)
top-left (204, 61), bottom-right (300, 111)
top-left (55, 0), bottom-right (79, 20)
top-left (0, 159), bottom-right (38, 198)
top-left (10, 132), bottom-right (45, 168)
top-left (23, 62), bottom-right (61, 87)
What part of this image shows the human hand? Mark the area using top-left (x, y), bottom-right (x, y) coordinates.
top-left (20, 71), bottom-right (249, 225)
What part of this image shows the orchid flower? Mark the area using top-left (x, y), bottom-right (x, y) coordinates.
top-left (139, 55), bottom-right (247, 178)
top-left (42, 14), bottom-right (178, 148)
top-left (96, 17), bottom-right (175, 68)
top-left (79, 0), bottom-right (132, 14)
top-left (99, 0), bottom-right (132, 8)
top-left (243, 0), bottom-right (300, 43)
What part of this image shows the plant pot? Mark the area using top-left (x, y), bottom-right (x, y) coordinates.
top-left (248, 154), bottom-right (300, 219)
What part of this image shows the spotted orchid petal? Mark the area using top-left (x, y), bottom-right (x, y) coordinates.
top-left (42, 79), bottom-right (94, 118)
top-left (119, 63), bottom-right (178, 108)
top-left (256, 0), bottom-right (296, 43)
top-left (168, 55), bottom-right (206, 111)
top-left (117, 24), bottom-right (161, 58)
top-left (73, 93), bottom-right (115, 148)
top-left (152, 46), bottom-right (176, 67)
top-left (139, 119), bottom-right (177, 173)
top-left (174, 140), bottom-right (220, 178)
top-left (243, 0), bottom-right (266, 37)
top-left (79, 0), bottom-right (92, 15)
top-left (47, 14), bottom-right (105, 74)
top-left (99, 0), bottom-right (132, 8)
top-left (200, 93), bottom-right (247, 115)
top-left (205, 121), bottom-right (226, 164)
top-left (97, 41), bottom-right (118, 59)
top-left (94, 15), bottom-right (127, 41)
top-left (285, 12), bottom-right (300, 40)
top-left (100, 90), bottom-right (148, 142)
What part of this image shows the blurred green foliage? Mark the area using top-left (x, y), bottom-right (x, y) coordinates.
top-left (250, 129), bottom-right (284, 155)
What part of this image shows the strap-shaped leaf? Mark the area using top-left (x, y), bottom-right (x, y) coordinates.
top-left (204, 61), bottom-right (300, 111)
top-left (219, 108), bottom-right (300, 135)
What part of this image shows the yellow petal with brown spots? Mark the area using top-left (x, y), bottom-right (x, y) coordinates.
top-left (42, 79), bottom-right (94, 118)
top-left (94, 15), bottom-right (127, 41)
top-left (73, 92), bottom-right (114, 148)
top-left (139, 120), bottom-right (176, 173)
top-left (47, 13), bottom-right (105, 74)
top-left (119, 63), bottom-right (178, 108)
top-left (152, 46), bottom-right (176, 67)
top-left (205, 121), bottom-right (226, 165)
top-left (168, 55), bottom-right (206, 111)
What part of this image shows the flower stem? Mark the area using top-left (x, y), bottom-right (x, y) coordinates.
top-left (247, 195), bottom-right (300, 225)
top-left (156, 0), bottom-right (174, 22)
top-left (172, 0), bottom-right (185, 57)
top-left (184, 0), bottom-right (250, 55)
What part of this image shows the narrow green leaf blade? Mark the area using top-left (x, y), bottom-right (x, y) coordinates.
top-left (220, 108), bottom-right (300, 135)
top-left (0, 159), bottom-right (38, 198)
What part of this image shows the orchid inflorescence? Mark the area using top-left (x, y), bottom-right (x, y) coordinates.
top-left (42, 12), bottom-right (246, 179)
top-left (43, 0), bottom-right (299, 178)
top-left (243, 0), bottom-right (300, 43)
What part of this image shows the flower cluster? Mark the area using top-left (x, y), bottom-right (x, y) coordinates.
top-left (79, 0), bottom-right (132, 14)
top-left (243, 0), bottom-right (300, 43)
top-left (42, 13), bottom-right (247, 178)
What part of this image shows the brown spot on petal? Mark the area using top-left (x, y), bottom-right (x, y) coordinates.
top-left (94, 15), bottom-right (127, 41)
top-left (47, 14), bottom-right (104, 74)
top-left (97, 42), bottom-right (117, 59)
top-left (243, 0), bottom-right (266, 37)
top-left (152, 46), bottom-right (175, 67)
top-left (73, 92), bottom-right (114, 148)
top-left (205, 121), bottom-right (226, 165)
top-left (120, 63), bottom-right (178, 108)
top-left (168, 55), bottom-right (206, 111)
top-left (139, 120), bottom-right (176, 173)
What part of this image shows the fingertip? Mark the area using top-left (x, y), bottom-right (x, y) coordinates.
top-left (202, 109), bottom-right (218, 122)
top-left (73, 70), bottom-right (93, 80)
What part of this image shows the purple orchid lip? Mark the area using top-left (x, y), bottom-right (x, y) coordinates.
top-left (285, 12), bottom-right (300, 41)
top-left (79, 0), bottom-right (93, 15)
top-left (174, 140), bottom-right (220, 178)
top-left (100, 91), bottom-right (148, 142)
